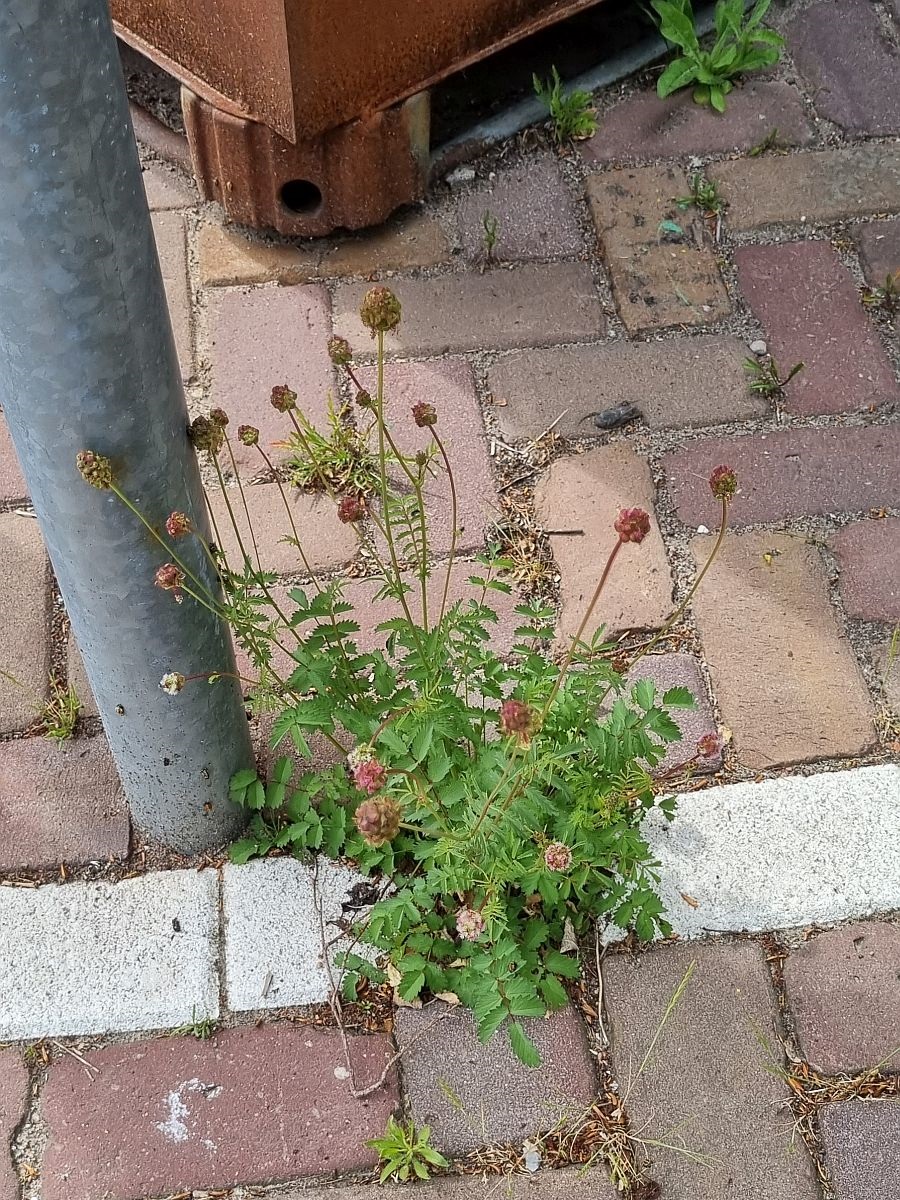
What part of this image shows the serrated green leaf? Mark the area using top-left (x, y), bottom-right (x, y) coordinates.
top-left (508, 1021), bottom-right (542, 1067)
top-left (544, 949), bottom-right (582, 979)
top-left (229, 838), bottom-right (260, 864)
top-left (662, 686), bottom-right (696, 708)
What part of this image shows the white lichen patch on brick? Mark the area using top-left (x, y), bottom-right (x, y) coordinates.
top-left (0, 869), bottom-right (219, 1040)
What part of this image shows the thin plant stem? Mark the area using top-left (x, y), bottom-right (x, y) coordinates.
top-left (212, 458), bottom-right (253, 570)
top-left (431, 428), bottom-right (458, 623)
top-left (224, 434), bottom-right (262, 572)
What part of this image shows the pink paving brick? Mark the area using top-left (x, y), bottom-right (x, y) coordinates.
top-left (625, 653), bottom-right (721, 773)
top-left (832, 518), bottom-right (900, 623)
top-left (735, 241), bottom-right (898, 416)
top-left (41, 1026), bottom-right (398, 1200)
top-left (0, 514), bottom-right (50, 734)
top-left (0, 1050), bottom-right (27, 1200)
top-left (787, 0), bottom-right (900, 136)
top-left (0, 416), bottom-right (26, 502)
top-left (582, 80), bottom-right (813, 163)
top-left (357, 358), bottom-right (499, 555)
top-left (151, 211), bottom-right (192, 382)
top-left (0, 735), bottom-right (129, 871)
top-left (207, 285), bottom-right (335, 471)
top-left (663, 425), bottom-right (900, 529)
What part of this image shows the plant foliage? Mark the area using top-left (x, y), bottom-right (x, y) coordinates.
top-left (533, 66), bottom-right (598, 142)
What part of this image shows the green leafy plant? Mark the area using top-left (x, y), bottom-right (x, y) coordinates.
top-left (533, 66), bottom-right (598, 143)
top-left (40, 677), bottom-right (81, 743)
top-left (744, 354), bottom-right (804, 399)
top-left (479, 210), bottom-right (501, 269)
top-left (368, 1116), bottom-right (448, 1183)
top-left (861, 272), bottom-right (899, 318)
top-left (651, 0), bottom-right (784, 112)
top-left (170, 1009), bottom-right (218, 1040)
top-left (748, 126), bottom-right (781, 157)
top-left (75, 288), bottom-right (737, 1066)
top-left (282, 394), bottom-right (381, 496)
top-left (676, 172), bottom-right (725, 217)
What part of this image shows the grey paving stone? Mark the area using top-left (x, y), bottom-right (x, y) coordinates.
top-left (395, 1004), bottom-right (596, 1155)
top-left (603, 940), bottom-right (819, 1199)
top-left (488, 336), bottom-right (766, 439)
top-left (277, 1167), bottom-right (620, 1199)
top-left (641, 765), bottom-right (900, 937)
top-left (0, 735), bottom-right (128, 871)
top-left (222, 856), bottom-right (371, 1010)
top-left (0, 514), bottom-right (50, 734)
top-left (783, 922), bottom-right (900, 1075)
top-left (141, 163), bottom-right (196, 210)
top-left (820, 1102), bottom-right (900, 1200)
top-left (0, 869), bottom-right (219, 1039)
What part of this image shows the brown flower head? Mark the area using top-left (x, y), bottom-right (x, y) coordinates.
top-left (76, 450), bottom-right (114, 490)
top-left (338, 495), bottom-right (366, 524)
top-left (614, 507), bottom-right (651, 544)
top-left (188, 415), bottom-right (225, 456)
top-left (709, 465), bottom-right (738, 501)
top-left (165, 511), bottom-right (192, 539)
top-left (154, 562), bottom-right (185, 603)
top-left (237, 424), bottom-right (259, 446)
top-left (327, 335), bottom-right (353, 366)
top-left (359, 286), bottom-right (401, 335)
top-left (354, 796), bottom-right (401, 847)
top-left (544, 842), bottom-right (573, 872)
top-left (456, 907), bottom-right (485, 941)
top-left (271, 384), bottom-right (297, 413)
top-left (355, 389), bottom-right (374, 410)
top-left (411, 401), bottom-right (437, 428)
top-left (696, 732), bottom-right (722, 759)
top-left (209, 407), bottom-right (229, 427)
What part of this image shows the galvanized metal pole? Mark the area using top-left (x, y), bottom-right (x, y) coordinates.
top-left (0, 0), bottom-right (253, 851)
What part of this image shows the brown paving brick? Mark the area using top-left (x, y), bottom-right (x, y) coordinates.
top-left (395, 1004), bottom-right (595, 1155)
top-left (209, 483), bottom-right (358, 575)
top-left (141, 163), bottom-right (196, 211)
top-left (151, 211), bottom-right (192, 381)
top-left (198, 210), bottom-right (448, 287)
top-left (0, 515), bottom-right (50, 734)
top-left (604, 940), bottom-right (819, 1199)
top-left (357, 358), bottom-right (498, 555)
top-left (207, 285), bottom-right (335, 471)
top-left (277, 1167), bottom-right (620, 1200)
top-left (820, 1102), bottom-right (900, 1200)
top-left (787, 0), bottom-right (900, 136)
top-left (535, 446), bottom-right (673, 641)
top-left (332, 263), bottom-right (604, 355)
top-left (41, 1026), bottom-right (397, 1200)
top-left (783, 922), bottom-right (900, 1074)
top-left (0, 735), bottom-right (128, 871)
top-left (0, 417), bottom-right (26, 502)
top-left (456, 154), bottom-right (583, 261)
top-left (856, 218), bottom-right (900, 285)
top-left (735, 241), bottom-right (898, 416)
top-left (0, 1049), bottom-right (27, 1200)
top-left (66, 637), bottom-right (99, 719)
top-left (586, 165), bottom-right (729, 332)
top-left (690, 531), bottom-right (876, 769)
top-left (582, 80), bottom-right (813, 163)
top-left (626, 653), bottom-right (720, 772)
top-left (488, 336), bottom-right (766, 439)
top-left (663, 425), bottom-right (900, 528)
top-left (832, 518), bottom-right (900, 623)
top-left (713, 144), bottom-right (900, 231)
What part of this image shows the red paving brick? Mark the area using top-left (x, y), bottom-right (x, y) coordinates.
top-left (787, 0), bottom-right (900, 136)
top-left (0, 417), bottom-right (26, 502)
top-left (783, 923), bottom-right (900, 1074)
top-left (820, 1102), bottom-right (900, 1200)
top-left (604, 941), bottom-right (819, 1199)
top-left (832, 518), bottom-right (900, 623)
top-left (582, 80), bottom-right (813, 163)
top-left (41, 1027), bottom-right (398, 1200)
top-left (206, 285), bottom-right (335, 471)
top-left (0, 1049), bottom-right (27, 1200)
top-left (663, 425), bottom-right (900, 529)
top-left (690, 532), bottom-right (876, 770)
top-left (735, 241), bottom-right (898, 416)
top-left (0, 514), bottom-right (50, 734)
top-left (0, 735), bottom-right (128, 871)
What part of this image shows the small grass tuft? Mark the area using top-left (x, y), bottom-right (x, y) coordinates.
top-left (533, 66), bottom-right (598, 144)
top-left (40, 677), bottom-right (81, 743)
top-left (281, 397), bottom-right (381, 496)
top-left (171, 1010), bottom-right (218, 1040)
top-left (861, 272), bottom-right (900, 318)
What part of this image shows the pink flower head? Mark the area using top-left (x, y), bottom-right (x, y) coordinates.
top-left (154, 562), bottom-right (185, 603)
top-left (165, 511), bottom-right (192, 539)
top-left (271, 384), bottom-right (297, 413)
top-left (338, 495), bottom-right (366, 524)
top-left (352, 757), bottom-right (387, 795)
top-left (456, 907), bottom-right (485, 941)
top-left (499, 698), bottom-right (535, 743)
top-left (709, 465), bottom-right (738, 501)
top-left (412, 401), bottom-right (437, 428)
top-left (544, 842), bottom-right (573, 872)
top-left (354, 796), bottom-right (401, 847)
top-left (696, 732), bottom-right (721, 760)
top-left (614, 507), bottom-right (651, 544)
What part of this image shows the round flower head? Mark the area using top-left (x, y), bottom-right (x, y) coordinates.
top-left (347, 743), bottom-right (375, 770)
top-left (327, 335), bottom-right (353, 366)
top-left (544, 842), bottom-right (573, 872)
top-left (271, 384), bottom-right (297, 413)
top-left (499, 698), bottom-right (535, 744)
top-left (411, 401), bottom-right (437, 428)
top-left (165, 511), bottom-right (191, 539)
top-left (355, 389), bottom-right (374, 410)
top-left (352, 757), bottom-right (387, 795)
top-left (154, 562), bottom-right (185, 603)
top-left (456, 908), bottom-right (485, 942)
top-left (696, 732), bottom-right (721, 759)
top-left (188, 415), bottom-right (224, 457)
top-left (209, 407), bottom-right (229, 427)
top-left (614, 507), bottom-right (651, 544)
top-left (338, 495), bottom-right (366, 524)
top-left (360, 286), bottom-right (401, 335)
top-left (237, 424), bottom-right (259, 446)
top-left (709, 465), bottom-right (738, 501)
top-left (354, 796), bottom-right (401, 847)
top-left (76, 450), bottom-right (114, 490)
top-left (159, 671), bottom-right (186, 695)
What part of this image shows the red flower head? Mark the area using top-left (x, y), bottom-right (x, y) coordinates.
top-left (499, 698), bottom-right (536, 744)
top-left (338, 495), bottom-right (366, 524)
top-left (696, 732), bottom-right (722, 760)
top-left (352, 757), bottom-right (387, 795)
top-left (209, 407), bottom-right (229, 427)
top-left (188, 415), bottom-right (225, 457)
top-left (412, 402), bottom-right (437, 428)
top-left (76, 450), bottom-right (114, 490)
top-left (709, 465), bottom-right (738, 501)
top-left (614, 507), bottom-right (651, 544)
top-left (354, 796), bottom-right (401, 847)
top-left (544, 842), bottom-right (573, 872)
top-left (165, 511), bottom-right (192, 539)
top-left (271, 384), bottom-right (297, 413)
top-left (154, 562), bottom-right (185, 603)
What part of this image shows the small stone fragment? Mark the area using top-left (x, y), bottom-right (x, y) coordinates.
top-left (586, 401), bottom-right (642, 431)
top-left (749, 339), bottom-right (767, 355)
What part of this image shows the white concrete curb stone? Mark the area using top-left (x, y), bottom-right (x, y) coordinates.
top-left (0, 868), bottom-right (219, 1040)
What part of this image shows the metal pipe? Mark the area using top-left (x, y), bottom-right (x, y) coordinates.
top-left (0, 0), bottom-right (253, 852)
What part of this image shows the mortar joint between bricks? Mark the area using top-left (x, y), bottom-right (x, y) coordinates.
top-left (9, 1048), bottom-right (51, 1200)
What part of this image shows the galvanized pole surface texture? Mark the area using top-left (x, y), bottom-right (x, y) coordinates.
top-left (0, 0), bottom-right (253, 851)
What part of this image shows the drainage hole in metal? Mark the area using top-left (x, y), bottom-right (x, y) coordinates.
top-left (279, 179), bottom-right (323, 214)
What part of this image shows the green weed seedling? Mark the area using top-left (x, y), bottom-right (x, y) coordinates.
top-left (368, 1116), bottom-right (449, 1183)
top-left (533, 66), bottom-right (598, 143)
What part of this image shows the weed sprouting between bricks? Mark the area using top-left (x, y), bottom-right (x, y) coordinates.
top-left (533, 66), bottom-right (597, 143)
top-left (77, 287), bottom-right (737, 1067)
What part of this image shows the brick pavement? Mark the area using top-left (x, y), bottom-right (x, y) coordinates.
top-left (3, 1), bottom-right (900, 1195)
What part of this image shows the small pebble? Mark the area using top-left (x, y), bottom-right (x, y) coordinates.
top-left (697, 524), bottom-right (710, 534)
top-left (445, 165), bottom-right (476, 187)
top-left (749, 339), bottom-right (767, 356)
